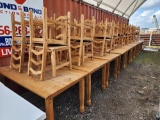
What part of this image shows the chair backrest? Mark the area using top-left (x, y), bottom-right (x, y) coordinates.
top-left (121, 24), bottom-right (126, 35)
top-left (71, 18), bottom-right (79, 36)
top-left (11, 11), bottom-right (29, 43)
top-left (83, 16), bottom-right (96, 39)
top-left (94, 21), bottom-right (104, 37)
top-left (118, 23), bottom-right (123, 35)
top-left (71, 14), bottom-right (95, 40)
top-left (94, 18), bottom-right (112, 38)
top-left (29, 7), bottom-right (71, 46)
top-left (29, 8), bottom-right (45, 44)
top-left (10, 11), bottom-right (29, 72)
top-left (49, 12), bottom-right (71, 45)
top-left (105, 19), bottom-right (113, 38)
top-left (113, 21), bottom-right (119, 37)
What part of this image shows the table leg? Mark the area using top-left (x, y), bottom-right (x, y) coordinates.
top-left (114, 58), bottom-right (118, 78)
top-left (105, 62), bottom-right (110, 87)
top-left (124, 52), bottom-right (127, 68)
top-left (45, 97), bottom-right (54, 120)
top-left (130, 49), bottom-right (133, 63)
top-left (134, 47), bottom-right (136, 58)
top-left (136, 45), bottom-right (139, 56)
top-left (79, 78), bottom-right (84, 113)
top-left (118, 56), bottom-right (121, 75)
top-left (122, 53), bottom-right (125, 69)
top-left (128, 49), bottom-right (131, 63)
top-left (102, 65), bottom-right (106, 90)
top-left (86, 74), bottom-right (91, 106)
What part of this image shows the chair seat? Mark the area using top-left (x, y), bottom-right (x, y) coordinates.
top-left (94, 35), bottom-right (111, 39)
top-left (34, 44), bottom-right (69, 51)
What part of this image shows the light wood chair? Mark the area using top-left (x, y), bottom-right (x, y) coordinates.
top-left (94, 18), bottom-right (112, 56)
top-left (118, 23), bottom-right (125, 47)
top-left (128, 25), bottom-right (134, 43)
top-left (28, 7), bottom-right (72, 80)
top-left (10, 11), bottom-right (29, 73)
top-left (134, 26), bottom-right (140, 41)
top-left (70, 14), bottom-right (95, 66)
top-left (122, 24), bottom-right (128, 45)
top-left (112, 21), bottom-right (119, 50)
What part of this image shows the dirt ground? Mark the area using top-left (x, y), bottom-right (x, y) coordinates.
top-left (19, 51), bottom-right (160, 120)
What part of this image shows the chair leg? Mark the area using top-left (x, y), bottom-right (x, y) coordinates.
top-left (91, 42), bottom-right (93, 60)
top-left (68, 48), bottom-right (72, 70)
top-left (78, 40), bottom-right (83, 66)
top-left (51, 50), bottom-right (56, 78)
top-left (101, 41), bottom-right (105, 57)
top-left (82, 45), bottom-right (85, 65)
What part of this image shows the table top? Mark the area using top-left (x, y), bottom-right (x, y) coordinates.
top-left (111, 47), bottom-right (130, 54)
top-left (73, 58), bottom-right (108, 74)
top-left (93, 53), bottom-right (120, 61)
top-left (128, 40), bottom-right (143, 47)
top-left (0, 82), bottom-right (46, 120)
top-left (0, 67), bottom-right (87, 99)
top-left (111, 41), bottom-right (143, 54)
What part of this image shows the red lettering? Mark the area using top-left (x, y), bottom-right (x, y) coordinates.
top-left (18, 6), bottom-right (22, 10)
top-left (0, 47), bottom-right (11, 57)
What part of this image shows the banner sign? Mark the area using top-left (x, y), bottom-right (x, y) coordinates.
top-left (0, 0), bottom-right (43, 57)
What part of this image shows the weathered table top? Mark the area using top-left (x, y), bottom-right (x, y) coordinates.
top-left (111, 46), bottom-right (131, 54)
top-left (111, 41), bottom-right (143, 55)
top-left (73, 58), bottom-right (108, 74)
top-left (93, 53), bottom-right (120, 61)
top-left (0, 66), bottom-right (87, 99)
top-left (128, 40), bottom-right (144, 47)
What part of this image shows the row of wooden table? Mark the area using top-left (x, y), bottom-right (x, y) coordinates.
top-left (0, 40), bottom-right (143, 120)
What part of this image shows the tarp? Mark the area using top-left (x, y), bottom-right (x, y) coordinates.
top-left (83, 0), bottom-right (146, 19)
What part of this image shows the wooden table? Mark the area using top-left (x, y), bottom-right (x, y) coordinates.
top-left (128, 41), bottom-right (142, 59)
top-left (73, 58), bottom-right (108, 106)
top-left (111, 46), bottom-right (131, 69)
top-left (128, 42), bottom-right (139, 59)
top-left (129, 40), bottom-right (144, 56)
top-left (94, 53), bottom-right (121, 78)
top-left (136, 40), bottom-right (144, 55)
top-left (0, 67), bottom-right (87, 120)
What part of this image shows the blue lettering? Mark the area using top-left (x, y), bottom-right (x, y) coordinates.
top-left (24, 6), bottom-right (42, 14)
top-left (0, 2), bottom-right (3, 8)
top-left (0, 2), bottom-right (41, 14)
top-left (0, 2), bottom-right (17, 10)
top-left (10, 4), bottom-right (17, 10)
top-left (3, 3), bottom-right (10, 9)
top-left (23, 6), bottom-right (28, 12)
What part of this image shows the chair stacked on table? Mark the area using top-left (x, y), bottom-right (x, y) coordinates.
top-left (10, 11), bottom-right (29, 73)
top-left (94, 19), bottom-right (112, 57)
top-left (70, 15), bottom-right (95, 66)
top-left (10, 7), bottom-right (140, 80)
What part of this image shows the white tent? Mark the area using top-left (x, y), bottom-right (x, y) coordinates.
top-left (82, 0), bottom-right (146, 19)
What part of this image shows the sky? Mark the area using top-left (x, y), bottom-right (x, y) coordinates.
top-left (130, 0), bottom-right (160, 29)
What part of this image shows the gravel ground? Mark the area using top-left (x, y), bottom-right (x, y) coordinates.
top-left (19, 51), bottom-right (160, 120)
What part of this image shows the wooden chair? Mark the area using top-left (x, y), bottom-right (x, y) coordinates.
top-left (122, 24), bottom-right (128, 45)
top-left (134, 26), bottom-right (140, 41)
top-left (94, 18), bottom-right (112, 56)
top-left (118, 23), bottom-right (125, 47)
top-left (70, 14), bottom-right (95, 66)
top-left (128, 25), bottom-right (134, 43)
top-left (112, 21), bottom-right (119, 50)
top-left (28, 7), bottom-right (72, 80)
top-left (10, 11), bottom-right (29, 73)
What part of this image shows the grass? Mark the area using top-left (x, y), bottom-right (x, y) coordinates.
top-left (133, 51), bottom-right (160, 65)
